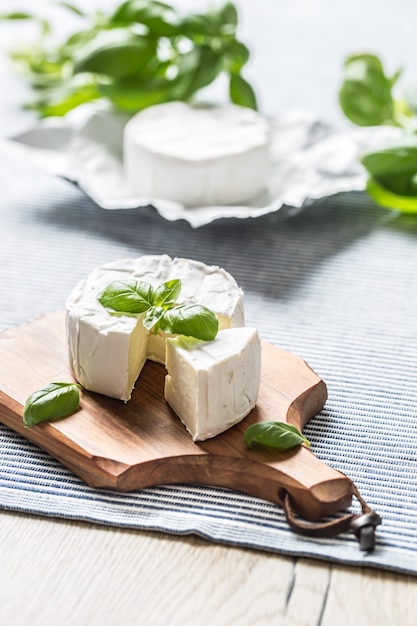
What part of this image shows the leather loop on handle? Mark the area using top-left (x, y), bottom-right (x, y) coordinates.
top-left (282, 484), bottom-right (382, 551)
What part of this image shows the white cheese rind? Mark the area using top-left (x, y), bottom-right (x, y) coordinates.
top-left (164, 328), bottom-right (261, 441)
top-left (123, 102), bottom-right (271, 207)
top-left (66, 255), bottom-right (244, 401)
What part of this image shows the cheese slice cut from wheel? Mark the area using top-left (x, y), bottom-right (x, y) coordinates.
top-left (165, 328), bottom-right (261, 441)
top-left (123, 102), bottom-right (271, 207)
top-left (66, 255), bottom-right (244, 402)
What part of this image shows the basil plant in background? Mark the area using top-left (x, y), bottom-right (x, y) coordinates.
top-left (0, 0), bottom-right (257, 117)
top-left (339, 53), bottom-right (417, 213)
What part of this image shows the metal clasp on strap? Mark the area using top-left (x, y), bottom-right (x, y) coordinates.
top-left (282, 485), bottom-right (381, 552)
top-left (350, 510), bottom-right (382, 551)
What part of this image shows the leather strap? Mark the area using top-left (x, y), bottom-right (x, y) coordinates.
top-left (282, 484), bottom-right (381, 551)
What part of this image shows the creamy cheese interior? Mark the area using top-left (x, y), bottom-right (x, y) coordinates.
top-left (165, 328), bottom-right (261, 441)
top-left (123, 102), bottom-right (271, 206)
top-left (66, 255), bottom-right (244, 401)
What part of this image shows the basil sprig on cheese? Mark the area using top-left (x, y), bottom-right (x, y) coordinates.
top-left (244, 422), bottom-right (310, 451)
top-left (23, 382), bottom-right (82, 427)
top-left (97, 278), bottom-right (219, 341)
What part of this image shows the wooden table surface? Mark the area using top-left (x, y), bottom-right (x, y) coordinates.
top-left (1, 1), bottom-right (417, 624)
top-left (1, 510), bottom-right (416, 626)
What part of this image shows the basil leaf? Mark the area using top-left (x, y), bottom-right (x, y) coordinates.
top-left (153, 279), bottom-right (181, 308)
top-left (185, 46), bottom-right (222, 95)
top-left (338, 53), bottom-right (417, 209)
top-left (73, 30), bottom-right (157, 79)
top-left (218, 2), bottom-right (238, 29)
top-left (110, 0), bottom-right (182, 37)
top-left (180, 12), bottom-right (223, 37)
top-left (60, 29), bottom-right (100, 58)
top-left (0, 12), bottom-right (50, 36)
top-left (160, 304), bottom-right (218, 341)
top-left (26, 78), bottom-right (100, 117)
top-left (229, 73), bottom-right (257, 110)
top-left (98, 279), bottom-right (154, 314)
top-left (0, 12), bottom-right (35, 20)
top-left (223, 39), bottom-right (250, 74)
top-left (143, 305), bottom-right (165, 331)
top-left (23, 382), bottom-right (81, 427)
top-left (56, 2), bottom-right (86, 17)
top-left (2, 1), bottom-right (257, 117)
top-left (97, 278), bottom-right (219, 340)
top-left (360, 138), bottom-right (417, 196)
top-left (244, 422), bottom-right (310, 451)
top-left (180, 1), bottom-right (238, 37)
top-left (171, 47), bottom-right (222, 100)
top-left (404, 85), bottom-right (417, 115)
top-left (99, 77), bottom-right (172, 112)
top-left (365, 177), bottom-right (417, 213)
top-left (339, 53), bottom-right (398, 126)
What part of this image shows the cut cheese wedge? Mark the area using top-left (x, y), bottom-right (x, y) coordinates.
top-left (66, 255), bottom-right (244, 401)
top-left (165, 328), bottom-right (261, 441)
top-left (123, 102), bottom-right (271, 206)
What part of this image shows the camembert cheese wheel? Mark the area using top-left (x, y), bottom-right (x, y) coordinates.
top-left (123, 102), bottom-right (271, 206)
top-left (165, 328), bottom-right (261, 441)
top-left (66, 255), bottom-right (245, 402)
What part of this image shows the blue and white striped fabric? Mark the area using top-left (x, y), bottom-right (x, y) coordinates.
top-left (1, 146), bottom-right (417, 576)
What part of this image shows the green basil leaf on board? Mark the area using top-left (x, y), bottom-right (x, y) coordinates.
top-left (160, 304), bottom-right (219, 341)
top-left (0, 0), bottom-right (257, 117)
top-left (23, 382), bottom-right (82, 427)
top-left (244, 422), bottom-right (310, 451)
top-left (97, 280), bottom-right (154, 314)
top-left (339, 53), bottom-right (399, 126)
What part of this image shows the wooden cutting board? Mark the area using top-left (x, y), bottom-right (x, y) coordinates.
top-left (0, 311), bottom-right (353, 521)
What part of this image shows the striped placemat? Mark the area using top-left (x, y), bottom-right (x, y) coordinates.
top-left (1, 148), bottom-right (417, 575)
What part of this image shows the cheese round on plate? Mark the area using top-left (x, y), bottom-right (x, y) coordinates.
top-left (123, 102), bottom-right (271, 207)
top-left (165, 328), bottom-right (261, 441)
top-left (66, 255), bottom-right (244, 401)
